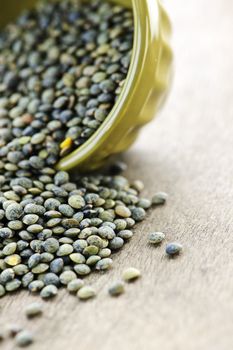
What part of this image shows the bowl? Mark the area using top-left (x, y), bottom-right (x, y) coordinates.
top-left (0, 0), bottom-right (173, 171)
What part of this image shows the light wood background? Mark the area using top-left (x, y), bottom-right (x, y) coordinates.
top-left (1, 0), bottom-right (233, 349)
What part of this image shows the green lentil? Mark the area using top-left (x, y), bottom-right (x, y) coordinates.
top-left (131, 207), bottom-right (146, 222)
top-left (108, 281), bottom-right (125, 296)
top-left (86, 255), bottom-right (101, 266)
top-left (122, 268), bottom-right (141, 282)
top-left (43, 238), bottom-right (59, 254)
top-left (59, 271), bottom-right (76, 285)
top-left (57, 244), bottom-right (73, 256)
top-left (98, 248), bottom-right (111, 258)
top-left (95, 258), bottom-right (113, 271)
top-left (152, 192), bottom-right (168, 205)
top-left (3, 242), bottom-right (17, 255)
top-left (117, 230), bottom-right (133, 240)
top-left (40, 285), bottom-right (58, 299)
top-left (83, 245), bottom-right (99, 257)
top-left (25, 302), bottom-right (43, 318)
top-left (67, 279), bottom-right (84, 293)
top-left (5, 203), bottom-right (23, 221)
top-left (13, 264), bottom-right (29, 276)
top-left (5, 254), bottom-right (21, 266)
top-left (5, 278), bottom-right (21, 292)
top-left (109, 237), bottom-right (124, 250)
top-left (68, 195), bottom-right (85, 209)
top-left (31, 263), bottom-right (49, 274)
top-left (115, 205), bottom-right (131, 218)
top-left (74, 264), bottom-right (91, 276)
top-left (15, 330), bottom-right (34, 347)
top-left (0, 268), bottom-right (15, 284)
top-left (77, 286), bottom-right (96, 300)
top-left (166, 242), bottom-right (183, 256)
top-left (148, 232), bottom-right (166, 244)
top-left (70, 253), bottom-right (86, 264)
top-left (28, 280), bottom-right (44, 293)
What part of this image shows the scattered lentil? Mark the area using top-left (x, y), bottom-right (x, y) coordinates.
top-left (122, 268), bottom-right (141, 282)
top-left (148, 232), bottom-right (166, 245)
top-left (152, 192), bottom-right (168, 205)
top-left (166, 243), bottom-right (183, 256)
top-left (108, 281), bottom-right (125, 296)
top-left (15, 330), bottom-right (34, 347)
top-left (77, 286), bottom-right (96, 300)
top-left (25, 302), bottom-right (43, 318)
top-left (67, 279), bottom-right (84, 293)
top-left (40, 285), bottom-right (58, 299)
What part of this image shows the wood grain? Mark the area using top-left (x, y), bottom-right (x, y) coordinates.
top-left (1, 0), bottom-right (233, 349)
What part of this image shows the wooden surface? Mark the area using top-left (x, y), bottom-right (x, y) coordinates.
top-left (1, 0), bottom-right (233, 349)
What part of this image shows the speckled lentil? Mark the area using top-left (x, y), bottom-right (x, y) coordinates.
top-left (40, 284), bottom-right (58, 299)
top-left (148, 232), bottom-right (166, 245)
top-left (77, 286), bottom-right (96, 300)
top-left (152, 192), bottom-right (168, 205)
top-left (166, 242), bottom-right (183, 256)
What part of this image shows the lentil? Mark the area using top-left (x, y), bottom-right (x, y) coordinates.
top-left (25, 302), bottom-right (43, 318)
top-left (166, 243), bottom-right (183, 256)
top-left (148, 232), bottom-right (166, 245)
top-left (77, 286), bottom-right (96, 300)
top-left (15, 330), bottom-right (34, 347)
top-left (108, 281), bottom-right (125, 296)
top-left (122, 268), bottom-right (141, 282)
top-left (152, 192), bottom-right (168, 205)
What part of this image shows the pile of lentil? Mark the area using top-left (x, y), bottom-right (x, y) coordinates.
top-left (0, 167), bottom-right (152, 298)
top-left (0, 0), bottom-right (155, 299)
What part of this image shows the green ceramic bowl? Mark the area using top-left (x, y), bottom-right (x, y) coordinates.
top-left (0, 0), bottom-right (173, 171)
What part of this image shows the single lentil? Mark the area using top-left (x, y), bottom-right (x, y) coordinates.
top-left (166, 243), bottom-right (183, 256)
top-left (152, 192), bottom-right (168, 205)
top-left (25, 302), bottom-right (43, 318)
top-left (77, 286), bottom-right (96, 300)
top-left (148, 232), bottom-right (166, 245)
top-left (15, 330), bottom-right (34, 347)
top-left (122, 268), bottom-right (141, 282)
top-left (67, 279), bottom-right (84, 293)
top-left (40, 285), bottom-right (58, 299)
top-left (108, 281), bottom-right (125, 296)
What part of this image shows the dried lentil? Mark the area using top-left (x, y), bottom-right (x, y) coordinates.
top-left (148, 232), bottom-right (166, 245)
top-left (108, 281), bottom-right (125, 296)
top-left (15, 330), bottom-right (34, 347)
top-left (122, 268), bottom-right (141, 282)
top-left (77, 286), bottom-right (96, 300)
top-left (25, 302), bottom-right (43, 318)
top-left (166, 243), bottom-right (183, 256)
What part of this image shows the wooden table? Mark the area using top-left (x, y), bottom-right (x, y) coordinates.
top-left (1, 0), bottom-right (233, 349)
